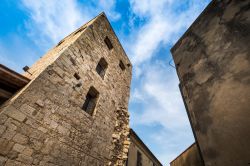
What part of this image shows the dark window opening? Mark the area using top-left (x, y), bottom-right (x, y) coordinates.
top-left (104, 37), bottom-right (113, 50)
top-left (82, 87), bottom-right (99, 115)
top-left (136, 151), bottom-right (142, 166)
top-left (70, 57), bottom-right (77, 66)
top-left (96, 58), bottom-right (108, 79)
top-left (119, 60), bottom-right (126, 71)
top-left (74, 73), bottom-right (81, 80)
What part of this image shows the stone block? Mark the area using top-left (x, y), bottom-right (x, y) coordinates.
top-left (57, 125), bottom-right (69, 135)
top-left (38, 126), bottom-right (48, 133)
top-left (35, 99), bottom-right (44, 108)
top-left (0, 125), bottom-right (7, 135)
top-left (7, 151), bottom-right (19, 160)
top-left (22, 147), bottom-right (33, 156)
top-left (12, 143), bottom-right (25, 153)
top-left (17, 154), bottom-right (33, 165)
top-left (0, 114), bottom-right (8, 124)
top-left (4, 106), bottom-right (26, 122)
top-left (50, 120), bottom-right (58, 129)
top-left (0, 138), bottom-right (14, 155)
top-left (12, 133), bottom-right (28, 144)
top-left (20, 104), bottom-right (36, 116)
top-left (2, 129), bottom-right (16, 141)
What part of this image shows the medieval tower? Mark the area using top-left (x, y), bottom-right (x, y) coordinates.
top-left (0, 13), bottom-right (132, 165)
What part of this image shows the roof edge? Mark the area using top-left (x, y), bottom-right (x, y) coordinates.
top-left (170, 142), bottom-right (197, 164)
top-left (130, 128), bottom-right (162, 166)
top-left (170, 0), bottom-right (216, 53)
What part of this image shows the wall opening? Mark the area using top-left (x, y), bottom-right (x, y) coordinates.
top-left (104, 37), bottom-right (113, 50)
top-left (96, 58), bottom-right (108, 79)
top-left (119, 60), bottom-right (126, 71)
top-left (137, 151), bottom-right (142, 166)
top-left (82, 86), bottom-right (99, 115)
top-left (74, 73), bottom-right (81, 80)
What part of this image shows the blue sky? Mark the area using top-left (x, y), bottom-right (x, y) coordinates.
top-left (0, 0), bottom-right (210, 165)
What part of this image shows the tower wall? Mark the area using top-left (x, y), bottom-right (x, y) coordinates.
top-left (0, 13), bottom-right (132, 166)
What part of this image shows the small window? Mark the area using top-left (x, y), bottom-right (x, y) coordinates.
top-left (82, 87), bottom-right (99, 115)
top-left (70, 57), bottom-right (77, 66)
top-left (96, 58), bottom-right (108, 79)
top-left (119, 60), bottom-right (125, 71)
top-left (136, 151), bottom-right (142, 166)
top-left (104, 37), bottom-right (113, 50)
top-left (74, 73), bottom-right (81, 80)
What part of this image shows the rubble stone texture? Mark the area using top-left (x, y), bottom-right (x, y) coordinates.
top-left (0, 13), bottom-right (132, 166)
top-left (171, 0), bottom-right (250, 166)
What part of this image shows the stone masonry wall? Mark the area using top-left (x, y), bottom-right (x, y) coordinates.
top-left (0, 13), bottom-right (132, 166)
top-left (171, 1), bottom-right (250, 166)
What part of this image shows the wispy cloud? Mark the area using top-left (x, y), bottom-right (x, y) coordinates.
top-left (129, 61), bottom-right (194, 164)
top-left (21, 0), bottom-right (90, 49)
top-left (128, 0), bottom-right (210, 66)
top-left (20, 0), bottom-right (121, 50)
top-left (98, 0), bottom-right (121, 20)
top-left (127, 0), bottom-right (210, 165)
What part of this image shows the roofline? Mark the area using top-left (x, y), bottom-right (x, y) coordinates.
top-left (170, 142), bottom-right (197, 164)
top-left (170, 0), bottom-right (216, 53)
top-left (0, 64), bottom-right (30, 83)
top-left (130, 129), bottom-right (162, 166)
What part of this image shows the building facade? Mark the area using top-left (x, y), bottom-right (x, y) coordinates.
top-left (126, 129), bottom-right (162, 166)
top-left (0, 13), bottom-right (132, 165)
top-left (171, 0), bottom-right (250, 165)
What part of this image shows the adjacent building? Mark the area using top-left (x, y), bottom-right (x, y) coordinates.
top-left (126, 129), bottom-right (162, 166)
top-left (170, 143), bottom-right (203, 166)
top-left (0, 13), bottom-right (132, 165)
top-left (171, 0), bottom-right (250, 165)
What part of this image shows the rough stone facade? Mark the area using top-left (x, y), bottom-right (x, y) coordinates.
top-left (171, 0), bottom-right (250, 166)
top-left (0, 13), bottom-right (132, 166)
top-left (170, 143), bottom-right (203, 166)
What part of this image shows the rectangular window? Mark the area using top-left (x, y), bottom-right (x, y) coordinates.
top-left (137, 151), bottom-right (142, 166)
top-left (119, 60), bottom-right (126, 71)
top-left (96, 58), bottom-right (108, 79)
top-left (104, 37), bottom-right (113, 50)
top-left (82, 87), bottom-right (99, 115)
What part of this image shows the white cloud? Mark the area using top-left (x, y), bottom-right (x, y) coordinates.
top-left (21, 0), bottom-right (90, 48)
top-left (98, 0), bottom-right (121, 20)
top-left (127, 1), bottom-right (210, 164)
top-left (130, 61), bottom-right (190, 129)
top-left (129, 62), bottom-right (195, 165)
top-left (21, 0), bottom-right (121, 49)
top-left (128, 0), bottom-right (210, 66)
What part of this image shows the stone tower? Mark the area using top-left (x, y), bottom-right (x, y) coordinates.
top-left (0, 13), bottom-right (132, 165)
